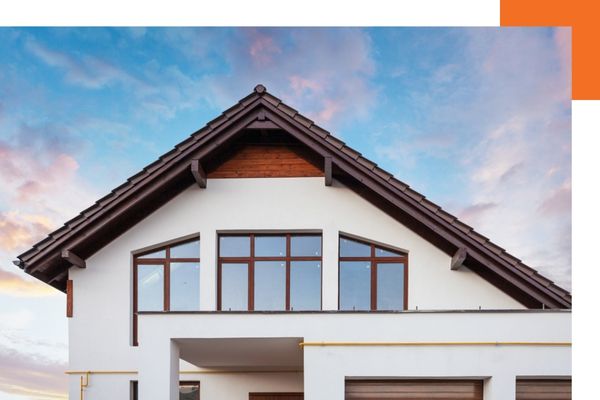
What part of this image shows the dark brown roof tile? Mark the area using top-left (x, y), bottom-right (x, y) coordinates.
top-left (325, 135), bottom-right (345, 149)
top-left (357, 157), bottom-right (377, 170)
top-left (311, 125), bottom-right (330, 139)
top-left (373, 167), bottom-right (393, 181)
top-left (294, 114), bottom-right (313, 128)
top-left (404, 187), bottom-right (425, 202)
top-left (389, 178), bottom-right (409, 191)
top-left (420, 198), bottom-right (441, 213)
top-left (277, 103), bottom-right (298, 118)
top-left (341, 146), bottom-right (361, 160)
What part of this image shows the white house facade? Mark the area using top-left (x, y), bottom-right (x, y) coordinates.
top-left (16, 85), bottom-right (571, 400)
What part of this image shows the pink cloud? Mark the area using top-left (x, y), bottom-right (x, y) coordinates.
top-left (0, 344), bottom-right (67, 399)
top-left (0, 212), bottom-right (53, 252)
top-left (539, 182), bottom-right (571, 216)
top-left (0, 269), bottom-right (58, 297)
top-left (248, 30), bottom-right (282, 66)
top-left (458, 202), bottom-right (498, 226)
top-left (201, 28), bottom-right (377, 130)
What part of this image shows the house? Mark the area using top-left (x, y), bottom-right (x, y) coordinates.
top-left (15, 84), bottom-right (571, 400)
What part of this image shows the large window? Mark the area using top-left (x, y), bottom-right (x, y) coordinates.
top-left (133, 237), bottom-right (200, 345)
top-left (218, 233), bottom-right (322, 311)
top-left (339, 235), bottom-right (407, 311)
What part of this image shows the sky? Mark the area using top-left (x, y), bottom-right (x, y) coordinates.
top-left (0, 27), bottom-right (571, 399)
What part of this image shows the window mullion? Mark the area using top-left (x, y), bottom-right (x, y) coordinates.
top-left (165, 247), bottom-right (170, 312)
top-left (371, 244), bottom-right (377, 311)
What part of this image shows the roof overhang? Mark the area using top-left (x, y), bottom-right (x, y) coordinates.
top-left (16, 85), bottom-right (571, 309)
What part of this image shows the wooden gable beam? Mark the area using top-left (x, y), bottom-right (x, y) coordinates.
top-left (61, 249), bottom-right (86, 269)
top-left (324, 156), bottom-right (333, 186)
top-left (450, 247), bottom-right (467, 270)
top-left (191, 159), bottom-right (207, 188)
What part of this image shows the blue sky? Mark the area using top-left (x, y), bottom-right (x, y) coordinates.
top-left (0, 27), bottom-right (571, 399)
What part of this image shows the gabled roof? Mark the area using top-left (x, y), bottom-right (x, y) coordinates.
top-left (15, 84), bottom-right (571, 309)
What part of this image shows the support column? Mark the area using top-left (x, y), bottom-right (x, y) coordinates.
top-left (304, 346), bottom-right (344, 400)
top-left (139, 339), bottom-right (180, 400)
top-left (484, 373), bottom-right (516, 400)
top-left (321, 228), bottom-right (339, 310)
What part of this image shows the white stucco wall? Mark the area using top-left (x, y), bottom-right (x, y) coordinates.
top-left (67, 177), bottom-right (566, 400)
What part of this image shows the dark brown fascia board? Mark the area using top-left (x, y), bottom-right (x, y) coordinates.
top-left (257, 100), bottom-right (570, 309)
top-left (19, 98), bottom-right (265, 273)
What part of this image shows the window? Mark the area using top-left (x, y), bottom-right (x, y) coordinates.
top-left (133, 237), bottom-right (200, 345)
top-left (131, 381), bottom-right (199, 400)
top-left (339, 235), bottom-right (407, 311)
top-left (218, 233), bottom-right (322, 311)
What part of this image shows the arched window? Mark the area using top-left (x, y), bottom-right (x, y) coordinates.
top-left (339, 235), bottom-right (407, 311)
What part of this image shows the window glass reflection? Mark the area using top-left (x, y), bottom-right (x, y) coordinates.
top-left (221, 263), bottom-right (248, 311)
top-left (137, 264), bottom-right (164, 311)
top-left (290, 261), bottom-right (321, 310)
top-left (339, 261), bottom-right (371, 310)
top-left (375, 246), bottom-right (404, 257)
top-left (254, 261), bottom-right (286, 310)
top-left (220, 236), bottom-right (250, 257)
top-left (170, 262), bottom-right (200, 311)
top-left (171, 240), bottom-right (200, 258)
top-left (291, 235), bottom-right (321, 257)
top-left (377, 263), bottom-right (405, 310)
top-left (340, 237), bottom-right (371, 257)
top-left (138, 249), bottom-right (166, 259)
top-left (255, 236), bottom-right (286, 257)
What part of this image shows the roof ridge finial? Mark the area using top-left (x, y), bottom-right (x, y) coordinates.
top-left (254, 84), bottom-right (267, 94)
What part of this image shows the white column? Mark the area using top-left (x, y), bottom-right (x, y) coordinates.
top-left (484, 373), bottom-right (516, 400)
top-left (139, 339), bottom-right (180, 400)
top-left (321, 228), bottom-right (339, 310)
top-left (200, 228), bottom-right (216, 311)
top-left (304, 347), bottom-right (344, 400)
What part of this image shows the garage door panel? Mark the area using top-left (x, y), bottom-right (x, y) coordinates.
top-left (516, 379), bottom-right (571, 400)
top-left (346, 380), bottom-right (483, 400)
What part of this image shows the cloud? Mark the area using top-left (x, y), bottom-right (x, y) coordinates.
top-left (25, 38), bottom-right (139, 90)
top-left (199, 28), bottom-right (377, 128)
top-left (0, 344), bottom-right (67, 400)
top-left (374, 28), bottom-right (572, 290)
top-left (0, 269), bottom-right (58, 297)
top-left (0, 212), bottom-right (53, 252)
top-left (458, 202), bottom-right (498, 225)
top-left (538, 181), bottom-right (571, 216)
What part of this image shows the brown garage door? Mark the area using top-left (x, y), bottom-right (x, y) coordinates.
top-left (516, 379), bottom-right (571, 400)
top-left (249, 393), bottom-right (303, 400)
top-left (345, 380), bottom-right (483, 399)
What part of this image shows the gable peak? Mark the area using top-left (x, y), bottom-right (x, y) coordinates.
top-left (254, 84), bottom-right (267, 94)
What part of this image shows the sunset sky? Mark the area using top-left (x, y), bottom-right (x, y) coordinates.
top-left (0, 27), bottom-right (571, 399)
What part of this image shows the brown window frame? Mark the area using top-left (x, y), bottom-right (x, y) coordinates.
top-left (130, 380), bottom-right (200, 400)
top-left (217, 233), bottom-right (322, 311)
top-left (132, 237), bottom-right (200, 346)
top-left (338, 235), bottom-right (408, 311)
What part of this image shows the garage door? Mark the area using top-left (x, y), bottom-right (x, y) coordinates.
top-left (516, 379), bottom-right (571, 400)
top-left (345, 380), bottom-right (483, 399)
